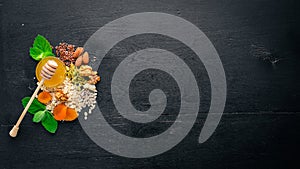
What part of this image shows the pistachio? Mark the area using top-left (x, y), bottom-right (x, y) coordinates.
top-left (82, 52), bottom-right (89, 64)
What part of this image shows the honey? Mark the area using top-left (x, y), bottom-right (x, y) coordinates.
top-left (36, 57), bottom-right (66, 87)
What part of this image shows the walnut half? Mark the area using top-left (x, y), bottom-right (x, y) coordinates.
top-left (88, 75), bottom-right (100, 85)
top-left (55, 90), bottom-right (69, 101)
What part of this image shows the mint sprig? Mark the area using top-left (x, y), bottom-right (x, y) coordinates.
top-left (22, 97), bottom-right (46, 114)
top-left (42, 111), bottom-right (58, 133)
top-left (33, 110), bottom-right (46, 123)
top-left (29, 35), bottom-right (54, 61)
top-left (22, 97), bottom-right (58, 133)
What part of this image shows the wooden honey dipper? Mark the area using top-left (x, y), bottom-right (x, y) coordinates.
top-left (9, 60), bottom-right (58, 137)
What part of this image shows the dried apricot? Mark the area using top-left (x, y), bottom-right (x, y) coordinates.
top-left (38, 91), bottom-right (52, 104)
top-left (64, 108), bottom-right (78, 121)
top-left (53, 103), bottom-right (67, 121)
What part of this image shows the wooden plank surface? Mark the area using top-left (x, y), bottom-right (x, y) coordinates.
top-left (1, 0), bottom-right (299, 168)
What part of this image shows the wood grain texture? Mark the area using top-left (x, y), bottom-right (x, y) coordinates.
top-left (1, 0), bottom-right (299, 168)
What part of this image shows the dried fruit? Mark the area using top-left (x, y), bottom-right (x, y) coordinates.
top-left (53, 103), bottom-right (67, 121)
top-left (73, 47), bottom-right (84, 59)
top-left (64, 108), bottom-right (78, 121)
top-left (82, 52), bottom-right (89, 64)
top-left (37, 91), bottom-right (52, 104)
top-left (75, 55), bottom-right (83, 67)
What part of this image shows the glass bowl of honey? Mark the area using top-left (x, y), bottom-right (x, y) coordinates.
top-left (35, 57), bottom-right (66, 88)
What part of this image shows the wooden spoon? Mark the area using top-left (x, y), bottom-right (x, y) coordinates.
top-left (9, 60), bottom-right (58, 137)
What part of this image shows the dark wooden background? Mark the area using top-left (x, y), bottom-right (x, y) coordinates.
top-left (1, 0), bottom-right (299, 168)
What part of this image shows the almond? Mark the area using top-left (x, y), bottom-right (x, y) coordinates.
top-left (73, 47), bottom-right (84, 58)
top-left (75, 56), bottom-right (83, 67)
top-left (82, 52), bottom-right (89, 64)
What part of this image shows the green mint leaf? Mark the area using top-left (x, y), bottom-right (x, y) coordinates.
top-left (33, 35), bottom-right (52, 52)
top-left (33, 110), bottom-right (46, 123)
top-left (41, 111), bottom-right (58, 133)
top-left (29, 47), bottom-right (43, 61)
top-left (44, 51), bottom-right (55, 56)
top-left (29, 35), bottom-right (54, 61)
top-left (22, 97), bottom-right (46, 114)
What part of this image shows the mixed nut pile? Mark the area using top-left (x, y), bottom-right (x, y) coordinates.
top-left (41, 42), bottom-right (100, 121)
